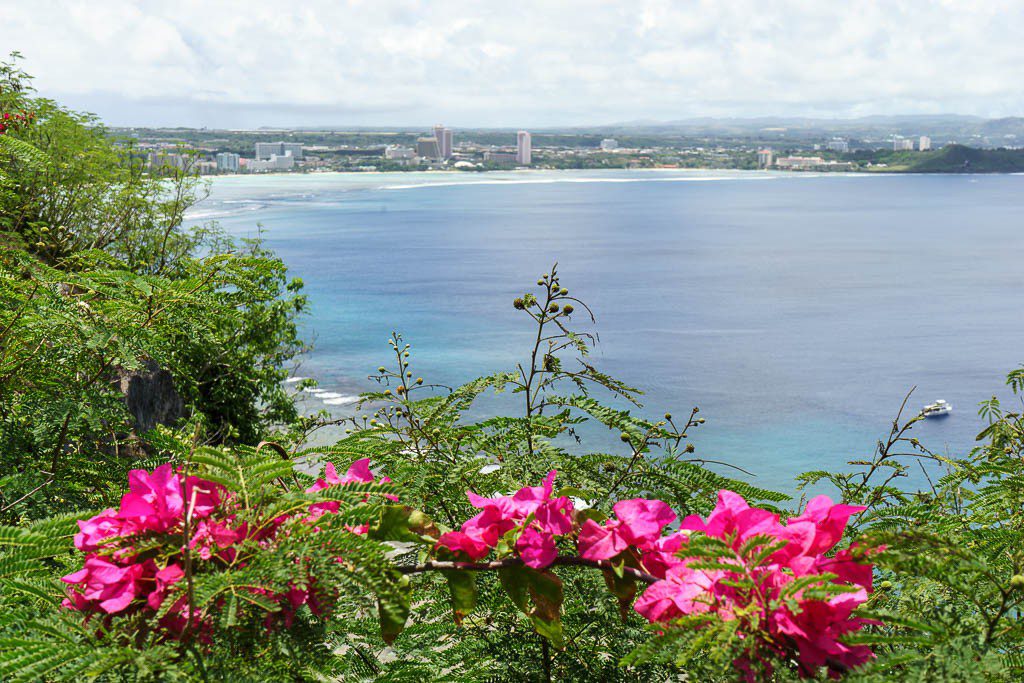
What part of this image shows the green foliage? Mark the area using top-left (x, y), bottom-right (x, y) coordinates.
top-left (0, 54), bottom-right (308, 525)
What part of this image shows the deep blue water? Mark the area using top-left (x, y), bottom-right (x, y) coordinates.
top-left (197, 170), bottom-right (1024, 492)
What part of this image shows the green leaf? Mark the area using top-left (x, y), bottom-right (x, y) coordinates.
top-left (377, 574), bottom-right (412, 645)
top-left (443, 570), bottom-right (478, 625)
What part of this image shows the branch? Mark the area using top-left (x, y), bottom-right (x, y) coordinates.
top-left (397, 555), bottom-right (660, 584)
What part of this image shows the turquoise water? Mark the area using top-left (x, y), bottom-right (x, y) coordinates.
top-left (197, 169), bottom-right (1024, 492)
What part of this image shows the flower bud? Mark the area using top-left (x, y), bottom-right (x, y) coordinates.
top-left (562, 304), bottom-right (574, 315)
top-left (664, 413), bottom-right (672, 420)
top-left (416, 377), bottom-right (424, 384)
top-left (378, 366), bottom-right (387, 373)
top-left (514, 297), bottom-right (526, 310)
top-left (548, 303), bottom-right (559, 313)
top-left (620, 433), bottom-right (631, 443)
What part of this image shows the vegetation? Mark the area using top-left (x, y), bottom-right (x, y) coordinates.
top-left (849, 144), bottom-right (1024, 173)
top-left (3, 54), bottom-right (1024, 681)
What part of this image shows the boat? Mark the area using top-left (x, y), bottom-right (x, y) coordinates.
top-left (921, 399), bottom-right (952, 418)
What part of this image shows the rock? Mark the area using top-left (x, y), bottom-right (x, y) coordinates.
top-left (116, 360), bottom-right (187, 434)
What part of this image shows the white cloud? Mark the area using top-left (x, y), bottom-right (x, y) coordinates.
top-left (2, 0), bottom-right (1022, 127)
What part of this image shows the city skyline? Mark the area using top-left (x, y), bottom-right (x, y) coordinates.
top-left (3, 1), bottom-right (1023, 129)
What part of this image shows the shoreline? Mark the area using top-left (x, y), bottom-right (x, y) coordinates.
top-left (206, 166), bottom-right (1024, 181)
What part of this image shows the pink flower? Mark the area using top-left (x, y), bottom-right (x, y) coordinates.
top-left (436, 530), bottom-right (492, 560)
top-left (516, 527), bottom-right (558, 569)
top-left (633, 564), bottom-right (717, 622)
top-left (633, 490), bottom-right (876, 679)
top-left (640, 531), bottom-right (688, 579)
top-left (535, 496), bottom-right (574, 535)
top-left (118, 464), bottom-right (184, 533)
top-left (74, 508), bottom-right (128, 552)
top-left (770, 589), bottom-right (874, 675)
top-left (305, 458), bottom-right (392, 518)
top-left (679, 490), bottom-right (781, 550)
top-left (62, 556), bottom-right (150, 614)
top-left (184, 476), bottom-right (224, 520)
top-left (147, 564), bottom-right (185, 610)
top-left (578, 498), bottom-right (677, 561)
top-left (190, 519), bottom-right (246, 561)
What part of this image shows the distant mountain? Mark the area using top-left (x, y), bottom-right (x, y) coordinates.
top-left (586, 115), bottom-right (1024, 145)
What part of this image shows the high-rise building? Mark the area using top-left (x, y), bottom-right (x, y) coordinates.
top-left (247, 153), bottom-right (295, 172)
top-left (483, 151), bottom-right (518, 164)
top-left (826, 138), bottom-right (849, 153)
top-left (516, 131), bottom-right (532, 165)
top-left (600, 138), bottom-right (619, 151)
top-left (893, 138), bottom-right (914, 151)
top-left (433, 125), bottom-right (453, 159)
top-left (757, 149), bottom-right (774, 168)
top-left (919, 136), bottom-right (932, 151)
top-left (384, 145), bottom-right (415, 160)
top-left (416, 137), bottom-right (440, 159)
top-left (255, 142), bottom-right (304, 161)
top-left (215, 152), bottom-right (240, 171)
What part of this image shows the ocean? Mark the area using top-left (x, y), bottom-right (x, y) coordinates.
top-left (193, 169), bottom-right (1024, 493)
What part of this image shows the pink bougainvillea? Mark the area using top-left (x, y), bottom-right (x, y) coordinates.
top-left (61, 459), bottom-right (391, 637)
top-left (630, 491), bottom-right (874, 679)
top-left (436, 470), bottom-right (576, 568)
top-left (63, 460), bottom-right (876, 680)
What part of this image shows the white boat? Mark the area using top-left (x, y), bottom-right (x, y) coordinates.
top-left (921, 399), bottom-right (952, 418)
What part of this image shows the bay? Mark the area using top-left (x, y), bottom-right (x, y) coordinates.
top-left (195, 169), bottom-right (1024, 492)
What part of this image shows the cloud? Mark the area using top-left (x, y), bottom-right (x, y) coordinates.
top-left (2, 0), bottom-right (1022, 127)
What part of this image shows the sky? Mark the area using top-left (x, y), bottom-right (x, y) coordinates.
top-left (2, 0), bottom-right (1023, 129)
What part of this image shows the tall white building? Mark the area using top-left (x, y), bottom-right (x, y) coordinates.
top-left (255, 142), bottom-right (304, 161)
top-left (516, 131), bottom-right (532, 165)
top-left (893, 138), bottom-right (914, 151)
top-left (757, 149), bottom-right (774, 168)
top-left (384, 145), bottom-right (414, 160)
top-left (215, 152), bottom-right (240, 171)
top-left (919, 136), bottom-right (932, 151)
top-left (433, 125), bottom-right (453, 159)
top-left (826, 138), bottom-right (849, 153)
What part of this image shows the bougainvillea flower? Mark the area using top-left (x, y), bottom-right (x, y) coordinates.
top-left (146, 564), bottom-right (185, 610)
top-left (679, 490), bottom-right (781, 549)
top-left (633, 564), bottom-right (717, 622)
top-left (578, 498), bottom-right (677, 561)
top-left (516, 527), bottom-right (558, 568)
top-left (73, 508), bottom-right (128, 552)
top-left (436, 530), bottom-right (492, 560)
top-left (62, 556), bottom-right (150, 614)
top-left (640, 530), bottom-right (688, 579)
top-left (118, 464), bottom-right (185, 532)
top-left (787, 495), bottom-right (866, 556)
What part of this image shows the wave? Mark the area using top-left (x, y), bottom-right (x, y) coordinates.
top-left (283, 376), bottom-right (308, 384)
top-left (322, 395), bottom-right (360, 405)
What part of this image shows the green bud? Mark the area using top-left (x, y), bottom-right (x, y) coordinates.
top-left (416, 377), bottom-right (424, 384)
top-left (378, 366), bottom-right (387, 373)
top-left (384, 389), bottom-right (392, 396)
top-left (685, 444), bottom-right (695, 453)
top-left (698, 418), bottom-right (705, 424)
top-left (562, 304), bottom-right (574, 315)
top-left (1012, 575), bottom-right (1024, 590)
top-left (620, 433), bottom-right (631, 443)
top-left (548, 303), bottom-right (559, 313)
top-left (879, 580), bottom-right (893, 590)
top-left (664, 413), bottom-right (672, 420)
top-left (514, 297), bottom-right (526, 310)
top-left (559, 287), bottom-right (568, 295)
